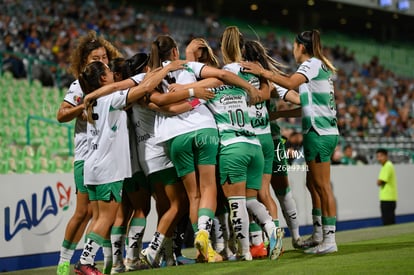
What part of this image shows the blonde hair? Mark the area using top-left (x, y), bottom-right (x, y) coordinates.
top-left (221, 26), bottom-right (244, 64)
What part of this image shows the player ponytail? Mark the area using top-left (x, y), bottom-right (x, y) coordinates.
top-left (148, 35), bottom-right (177, 70)
top-left (243, 40), bottom-right (287, 76)
top-left (296, 30), bottom-right (336, 73)
top-left (78, 61), bottom-right (108, 124)
top-left (221, 26), bottom-right (244, 64)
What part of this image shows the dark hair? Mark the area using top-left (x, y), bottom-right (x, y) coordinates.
top-left (109, 53), bottom-right (149, 80)
top-left (148, 35), bottom-right (177, 69)
top-left (243, 40), bottom-right (286, 75)
top-left (109, 57), bottom-right (127, 80)
top-left (344, 144), bottom-right (353, 150)
top-left (376, 148), bottom-right (388, 155)
top-left (78, 61), bottom-right (108, 95)
top-left (127, 53), bottom-right (150, 76)
top-left (78, 61), bottom-right (109, 124)
top-left (295, 29), bottom-right (336, 73)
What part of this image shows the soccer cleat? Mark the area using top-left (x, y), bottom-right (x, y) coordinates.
top-left (237, 252), bottom-right (253, 261)
top-left (124, 258), bottom-right (149, 271)
top-left (250, 243), bottom-right (268, 259)
top-left (162, 252), bottom-right (178, 267)
top-left (140, 248), bottom-right (159, 268)
top-left (74, 262), bottom-right (103, 275)
top-left (194, 230), bottom-right (209, 262)
top-left (268, 227), bottom-right (284, 260)
top-left (57, 261), bottom-right (70, 275)
top-left (292, 237), bottom-right (303, 249)
top-left (176, 255), bottom-right (196, 265)
top-left (207, 242), bottom-right (223, 263)
top-left (304, 242), bottom-right (338, 254)
top-left (110, 264), bottom-right (125, 274)
top-left (300, 235), bottom-right (322, 249)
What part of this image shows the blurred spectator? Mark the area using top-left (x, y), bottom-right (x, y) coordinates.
top-left (341, 145), bottom-right (357, 165)
top-left (331, 145), bottom-right (343, 165)
top-left (24, 27), bottom-right (41, 55)
top-left (1, 33), bottom-right (26, 78)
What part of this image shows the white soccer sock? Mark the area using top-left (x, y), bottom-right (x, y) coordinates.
top-left (102, 239), bottom-right (112, 270)
top-left (276, 190), bottom-right (301, 240)
top-left (312, 209), bottom-right (323, 241)
top-left (246, 197), bottom-right (275, 239)
top-left (228, 196), bottom-right (249, 255)
top-left (212, 216), bottom-right (225, 253)
top-left (148, 231), bottom-right (165, 261)
top-left (323, 225), bottom-right (336, 244)
top-left (58, 240), bottom-right (76, 264)
top-left (126, 218), bottom-right (146, 260)
top-left (110, 226), bottom-right (126, 267)
top-left (198, 208), bottom-right (214, 233)
top-left (80, 235), bottom-right (102, 265)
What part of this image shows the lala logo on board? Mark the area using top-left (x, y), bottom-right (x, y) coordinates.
top-left (4, 182), bottom-right (72, 241)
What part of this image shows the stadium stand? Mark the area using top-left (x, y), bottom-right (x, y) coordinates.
top-left (1, 0), bottom-right (414, 174)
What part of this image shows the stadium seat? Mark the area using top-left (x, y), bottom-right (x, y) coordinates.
top-left (35, 144), bottom-right (51, 160)
top-left (23, 157), bottom-right (35, 174)
top-left (21, 145), bottom-right (36, 158)
top-left (63, 157), bottom-right (74, 173)
top-left (13, 126), bottom-right (27, 146)
top-left (0, 160), bottom-right (10, 174)
top-left (8, 158), bottom-right (25, 174)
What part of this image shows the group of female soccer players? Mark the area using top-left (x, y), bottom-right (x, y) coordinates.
top-left (56, 25), bottom-right (339, 275)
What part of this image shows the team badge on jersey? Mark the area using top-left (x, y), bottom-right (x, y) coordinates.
top-left (73, 95), bottom-right (82, 104)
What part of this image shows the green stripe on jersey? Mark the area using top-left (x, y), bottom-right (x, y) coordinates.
top-left (312, 92), bottom-right (331, 106)
top-left (313, 68), bottom-right (331, 81)
top-left (302, 116), bottom-right (337, 130)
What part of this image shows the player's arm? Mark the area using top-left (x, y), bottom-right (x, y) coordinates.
top-left (148, 98), bottom-right (201, 115)
top-left (84, 78), bottom-right (137, 107)
top-left (241, 61), bottom-right (306, 90)
top-left (84, 60), bottom-right (186, 107)
top-left (185, 39), bottom-right (204, 61)
top-left (137, 60), bottom-right (186, 92)
top-left (269, 107), bottom-right (302, 121)
top-left (149, 87), bottom-right (214, 106)
top-left (168, 78), bottom-right (223, 92)
top-left (57, 101), bottom-right (84, 123)
top-left (200, 66), bottom-right (261, 104)
top-left (284, 90), bottom-right (300, 105)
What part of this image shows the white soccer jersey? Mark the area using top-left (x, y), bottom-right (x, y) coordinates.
top-left (224, 63), bottom-right (271, 135)
top-left (127, 114), bottom-right (142, 174)
top-left (84, 90), bottom-right (131, 185)
top-left (132, 104), bottom-right (174, 176)
top-left (130, 73), bottom-right (173, 176)
top-left (297, 57), bottom-right (339, 136)
top-left (205, 84), bottom-right (260, 147)
top-left (154, 61), bottom-right (217, 143)
top-left (63, 80), bottom-right (88, 161)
